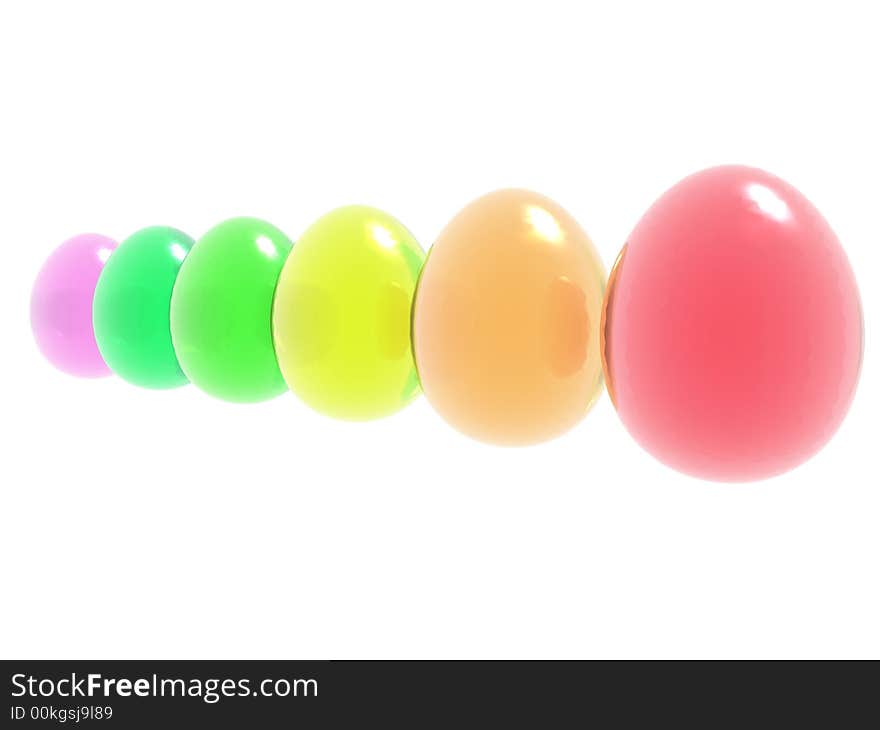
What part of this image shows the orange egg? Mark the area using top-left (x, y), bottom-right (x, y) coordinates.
top-left (413, 189), bottom-right (606, 445)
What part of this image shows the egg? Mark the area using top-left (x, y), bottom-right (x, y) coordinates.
top-left (170, 217), bottom-right (293, 403)
top-left (272, 206), bottom-right (425, 420)
top-left (93, 226), bottom-right (193, 389)
top-left (413, 189), bottom-right (606, 445)
top-left (31, 233), bottom-right (118, 378)
top-left (602, 165), bottom-right (863, 481)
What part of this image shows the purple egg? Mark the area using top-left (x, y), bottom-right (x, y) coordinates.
top-left (31, 233), bottom-right (118, 377)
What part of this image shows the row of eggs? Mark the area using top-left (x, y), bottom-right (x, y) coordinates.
top-left (30, 167), bottom-right (863, 481)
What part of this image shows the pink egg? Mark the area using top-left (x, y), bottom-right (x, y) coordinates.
top-left (31, 233), bottom-right (118, 377)
top-left (603, 166), bottom-right (862, 481)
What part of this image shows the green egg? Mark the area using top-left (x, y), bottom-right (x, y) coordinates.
top-left (170, 217), bottom-right (293, 403)
top-left (93, 226), bottom-right (193, 389)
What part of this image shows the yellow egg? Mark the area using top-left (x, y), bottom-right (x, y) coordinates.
top-left (272, 206), bottom-right (425, 420)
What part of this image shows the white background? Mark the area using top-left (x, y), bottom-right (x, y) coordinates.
top-left (0, 0), bottom-right (877, 659)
